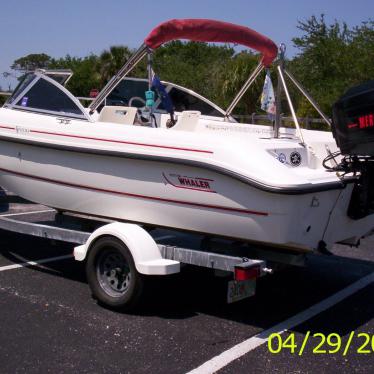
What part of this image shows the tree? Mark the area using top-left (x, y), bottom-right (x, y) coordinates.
top-left (98, 46), bottom-right (133, 85)
top-left (11, 53), bottom-right (51, 75)
top-left (49, 54), bottom-right (101, 97)
top-left (153, 41), bottom-right (234, 103)
top-left (0, 85), bottom-right (5, 106)
top-left (216, 50), bottom-right (266, 115)
top-left (290, 15), bottom-right (374, 116)
top-left (349, 20), bottom-right (374, 83)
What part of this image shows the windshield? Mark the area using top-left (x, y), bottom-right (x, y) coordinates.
top-left (6, 74), bottom-right (87, 119)
top-left (6, 73), bottom-right (36, 105)
top-left (105, 78), bottom-right (225, 117)
top-left (14, 77), bottom-right (84, 116)
top-left (167, 87), bottom-right (223, 117)
top-left (107, 79), bottom-right (157, 108)
top-left (44, 70), bottom-right (73, 86)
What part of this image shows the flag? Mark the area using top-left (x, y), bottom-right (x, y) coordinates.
top-left (151, 75), bottom-right (174, 115)
top-left (261, 70), bottom-right (276, 119)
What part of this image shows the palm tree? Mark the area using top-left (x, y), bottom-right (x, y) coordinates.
top-left (98, 46), bottom-right (132, 85)
top-left (219, 51), bottom-right (266, 115)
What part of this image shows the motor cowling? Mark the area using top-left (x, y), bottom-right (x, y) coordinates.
top-left (332, 80), bottom-right (374, 156)
top-left (331, 81), bottom-right (374, 219)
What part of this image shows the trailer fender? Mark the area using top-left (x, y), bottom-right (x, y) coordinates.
top-left (73, 222), bottom-right (180, 275)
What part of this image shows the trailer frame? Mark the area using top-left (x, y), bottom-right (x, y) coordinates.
top-left (0, 196), bottom-right (307, 308)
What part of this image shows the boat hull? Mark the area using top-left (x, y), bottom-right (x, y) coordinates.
top-left (0, 138), bottom-right (346, 252)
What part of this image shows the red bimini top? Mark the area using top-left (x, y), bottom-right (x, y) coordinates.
top-left (144, 19), bottom-right (278, 66)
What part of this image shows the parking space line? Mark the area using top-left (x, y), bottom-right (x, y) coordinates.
top-left (0, 254), bottom-right (73, 272)
top-left (187, 271), bottom-right (374, 374)
top-left (0, 209), bottom-right (55, 217)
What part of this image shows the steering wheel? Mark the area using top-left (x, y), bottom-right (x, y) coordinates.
top-left (128, 96), bottom-right (146, 107)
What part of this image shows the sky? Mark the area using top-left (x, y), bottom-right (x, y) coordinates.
top-left (0, 0), bottom-right (373, 89)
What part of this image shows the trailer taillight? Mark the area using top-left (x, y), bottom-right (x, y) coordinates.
top-left (234, 265), bottom-right (260, 281)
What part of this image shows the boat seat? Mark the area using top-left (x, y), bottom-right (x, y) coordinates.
top-left (98, 106), bottom-right (137, 125)
top-left (171, 111), bottom-right (201, 131)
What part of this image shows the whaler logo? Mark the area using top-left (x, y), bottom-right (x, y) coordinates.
top-left (163, 173), bottom-right (216, 193)
top-left (15, 126), bottom-right (30, 134)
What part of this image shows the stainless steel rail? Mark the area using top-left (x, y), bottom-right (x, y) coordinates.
top-left (278, 65), bottom-right (305, 145)
top-left (224, 62), bottom-right (264, 119)
top-left (89, 44), bottom-right (148, 113)
top-left (284, 69), bottom-right (331, 127)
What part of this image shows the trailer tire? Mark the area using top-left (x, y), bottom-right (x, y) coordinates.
top-left (86, 236), bottom-right (145, 311)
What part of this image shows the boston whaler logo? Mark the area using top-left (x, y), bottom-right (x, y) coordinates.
top-left (163, 173), bottom-right (216, 193)
top-left (15, 126), bottom-right (30, 134)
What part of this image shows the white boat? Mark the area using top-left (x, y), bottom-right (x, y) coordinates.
top-left (0, 18), bottom-right (373, 253)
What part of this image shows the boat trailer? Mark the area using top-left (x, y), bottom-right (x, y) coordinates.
top-left (0, 195), bottom-right (306, 310)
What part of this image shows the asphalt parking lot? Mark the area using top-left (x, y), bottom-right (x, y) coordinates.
top-left (0, 193), bottom-right (373, 373)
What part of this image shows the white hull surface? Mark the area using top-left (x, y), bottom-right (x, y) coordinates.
top-left (1, 107), bottom-right (373, 253)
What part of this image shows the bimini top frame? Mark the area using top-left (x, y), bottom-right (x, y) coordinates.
top-left (89, 18), bottom-right (278, 114)
top-left (89, 18), bottom-right (331, 144)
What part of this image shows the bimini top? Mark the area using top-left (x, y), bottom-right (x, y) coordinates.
top-left (144, 19), bottom-right (278, 66)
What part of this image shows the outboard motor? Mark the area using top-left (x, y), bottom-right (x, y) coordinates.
top-left (332, 80), bottom-right (374, 219)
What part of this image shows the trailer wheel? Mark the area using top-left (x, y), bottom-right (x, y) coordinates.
top-left (86, 236), bottom-right (144, 310)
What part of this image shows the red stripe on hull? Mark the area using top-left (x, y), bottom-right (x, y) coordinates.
top-left (30, 129), bottom-right (213, 154)
top-left (0, 125), bottom-right (15, 130)
top-left (0, 167), bottom-right (268, 216)
top-left (0, 123), bottom-right (213, 154)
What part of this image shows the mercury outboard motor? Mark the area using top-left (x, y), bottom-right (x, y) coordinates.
top-left (331, 80), bottom-right (374, 219)
top-left (332, 80), bottom-right (374, 155)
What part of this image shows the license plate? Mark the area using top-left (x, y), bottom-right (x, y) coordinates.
top-left (227, 279), bottom-right (256, 303)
